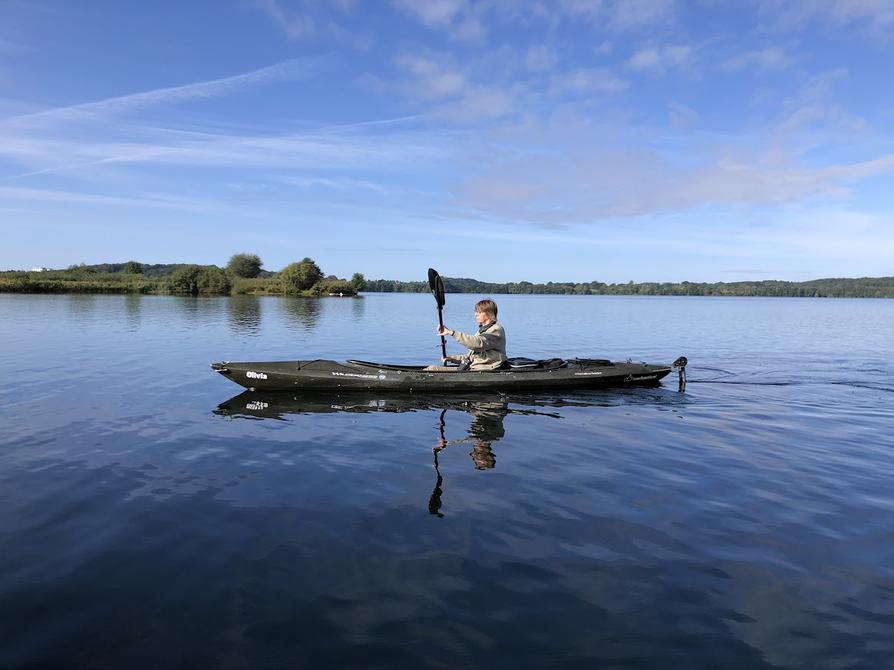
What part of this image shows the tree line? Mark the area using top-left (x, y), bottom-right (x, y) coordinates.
top-left (0, 254), bottom-right (368, 297)
top-left (364, 276), bottom-right (894, 298)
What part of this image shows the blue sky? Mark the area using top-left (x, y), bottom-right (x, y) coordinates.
top-left (1, 0), bottom-right (892, 282)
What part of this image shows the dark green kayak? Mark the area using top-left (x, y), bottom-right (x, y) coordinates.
top-left (210, 356), bottom-right (684, 392)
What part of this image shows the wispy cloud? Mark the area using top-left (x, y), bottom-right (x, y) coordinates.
top-left (396, 55), bottom-right (468, 100)
top-left (760, 0), bottom-right (894, 33)
top-left (254, 0), bottom-right (369, 45)
top-left (668, 101), bottom-right (700, 128)
top-left (4, 57), bottom-right (326, 125)
top-left (0, 186), bottom-right (219, 213)
top-left (390, 0), bottom-right (485, 41)
top-left (525, 45), bottom-right (559, 72)
top-left (550, 67), bottom-right (628, 95)
top-left (628, 44), bottom-right (694, 72)
top-left (456, 142), bottom-right (894, 224)
top-left (721, 46), bottom-right (793, 71)
top-left (277, 175), bottom-right (389, 194)
top-left (559, 0), bottom-right (677, 31)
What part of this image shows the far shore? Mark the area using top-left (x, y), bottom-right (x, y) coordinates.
top-left (2, 269), bottom-right (892, 299)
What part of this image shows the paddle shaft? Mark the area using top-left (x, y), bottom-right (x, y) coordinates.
top-left (437, 306), bottom-right (447, 359)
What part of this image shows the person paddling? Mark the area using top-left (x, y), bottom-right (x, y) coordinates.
top-left (426, 299), bottom-right (507, 371)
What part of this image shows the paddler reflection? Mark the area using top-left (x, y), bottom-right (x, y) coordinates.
top-left (433, 401), bottom-right (507, 470)
top-left (428, 401), bottom-right (510, 518)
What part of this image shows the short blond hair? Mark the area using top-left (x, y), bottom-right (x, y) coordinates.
top-left (475, 299), bottom-right (498, 319)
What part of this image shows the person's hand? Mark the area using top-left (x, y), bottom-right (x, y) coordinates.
top-left (441, 356), bottom-right (450, 364)
top-left (437, 325), bottom-right (452, 337)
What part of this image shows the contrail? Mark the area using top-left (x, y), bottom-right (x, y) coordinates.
top-left (3, 55), bottom-right (329, 124)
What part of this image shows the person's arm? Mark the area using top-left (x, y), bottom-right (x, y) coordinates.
top-left (452, 326), bottom-right (504, 351)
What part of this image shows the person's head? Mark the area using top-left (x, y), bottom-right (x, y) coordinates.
top-left (474, 299), bottom-right (498, 326)
top-left (470, 441), bottom-right (496, 469)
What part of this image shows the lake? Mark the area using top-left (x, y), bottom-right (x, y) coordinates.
top-left (1, 292), bottom-right (893, 669)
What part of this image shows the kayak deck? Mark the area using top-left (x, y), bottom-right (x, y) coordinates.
top-left (210, 357), bottom-right (680, 392)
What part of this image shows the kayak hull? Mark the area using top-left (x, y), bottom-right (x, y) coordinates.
top-left (210, 358), bottom-right (674, 392)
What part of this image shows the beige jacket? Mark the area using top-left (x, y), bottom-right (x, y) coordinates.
top-left (451, 321), bottom-right (507, 370)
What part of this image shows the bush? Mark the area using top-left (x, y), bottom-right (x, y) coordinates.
top-left (122, 260), bottom-right (143, 274)
top-left (169, 265), bottom-right (231, 295)
top-left (226, 253), bottom-right (263, 278)
top-left (279, 258), bottom-right (323, 294)
top-left (318, 279), bottom-right (355, 296)
top-left (231, 277), bottom-right (279, 295)
top-left (197, 265), bottom-right (231, 294)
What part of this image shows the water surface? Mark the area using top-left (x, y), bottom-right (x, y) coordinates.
top-left (1, 293), bottom-right (892, 669)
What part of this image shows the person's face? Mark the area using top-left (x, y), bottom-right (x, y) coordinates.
top-left (474, 308), bottom-right (492, 326)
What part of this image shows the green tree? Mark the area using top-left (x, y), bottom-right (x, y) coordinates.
top-left (350, 272), bottom-right (366, 292)
top-left (122, 260), bottom-right (143, 274)
top-left (226, 253), bottom-right (263, 278)
top-left (279, 257), bottom-right (323, 294)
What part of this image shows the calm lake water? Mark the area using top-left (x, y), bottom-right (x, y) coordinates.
top-left (1, 292), bottom-right (893, 669)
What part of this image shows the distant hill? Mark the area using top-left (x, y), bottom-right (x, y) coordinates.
top-left (364, 276), bottom-right (894, 298)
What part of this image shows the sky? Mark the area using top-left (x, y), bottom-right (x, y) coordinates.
top-left (1, 0), bottom-right (892, 283)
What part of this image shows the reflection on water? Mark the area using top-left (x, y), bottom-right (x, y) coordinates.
top-left (351, 295), bottom-right (365, 321)
top-left (216, 391), bottom-right (581, 517)
top-left (124, 294), bottom-right (141, 332)
top-left (63, 294), bottom-right (97, 325)
top-left (227, 295), bottom-right (262, 335)
top-left (280, 297), bottom-right (320, 331)
top-left (173, 295), bottom-right (224, 324)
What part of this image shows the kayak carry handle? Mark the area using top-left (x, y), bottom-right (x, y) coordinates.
top-left (673, 356), bottom-right (687, 391)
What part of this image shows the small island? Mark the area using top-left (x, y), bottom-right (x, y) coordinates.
top-left (0, 254), bottom-right (367, 297)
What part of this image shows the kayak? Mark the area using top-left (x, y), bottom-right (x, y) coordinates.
top-left (210, 356), bottom-right (684, 392)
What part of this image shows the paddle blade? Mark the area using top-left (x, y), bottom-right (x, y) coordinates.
top-left (427, 268), bottom-right (445, 307)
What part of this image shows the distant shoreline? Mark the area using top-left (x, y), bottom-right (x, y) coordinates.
top-left (362, 276), bottom-right (894, 299)
top-left (2, 269), bottom-right (892, 298)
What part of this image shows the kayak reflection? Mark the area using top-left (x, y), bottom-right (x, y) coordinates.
top-left (213, 389), bottom-right (589, 421)
top-left (213, 389), bottom-right (668, 517)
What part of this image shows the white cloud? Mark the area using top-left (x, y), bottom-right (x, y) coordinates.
top-left (628, 44), bottom-right (693, 72)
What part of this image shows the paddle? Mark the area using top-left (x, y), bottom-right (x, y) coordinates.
top-left (427, 268), bottom-right (448, 362)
